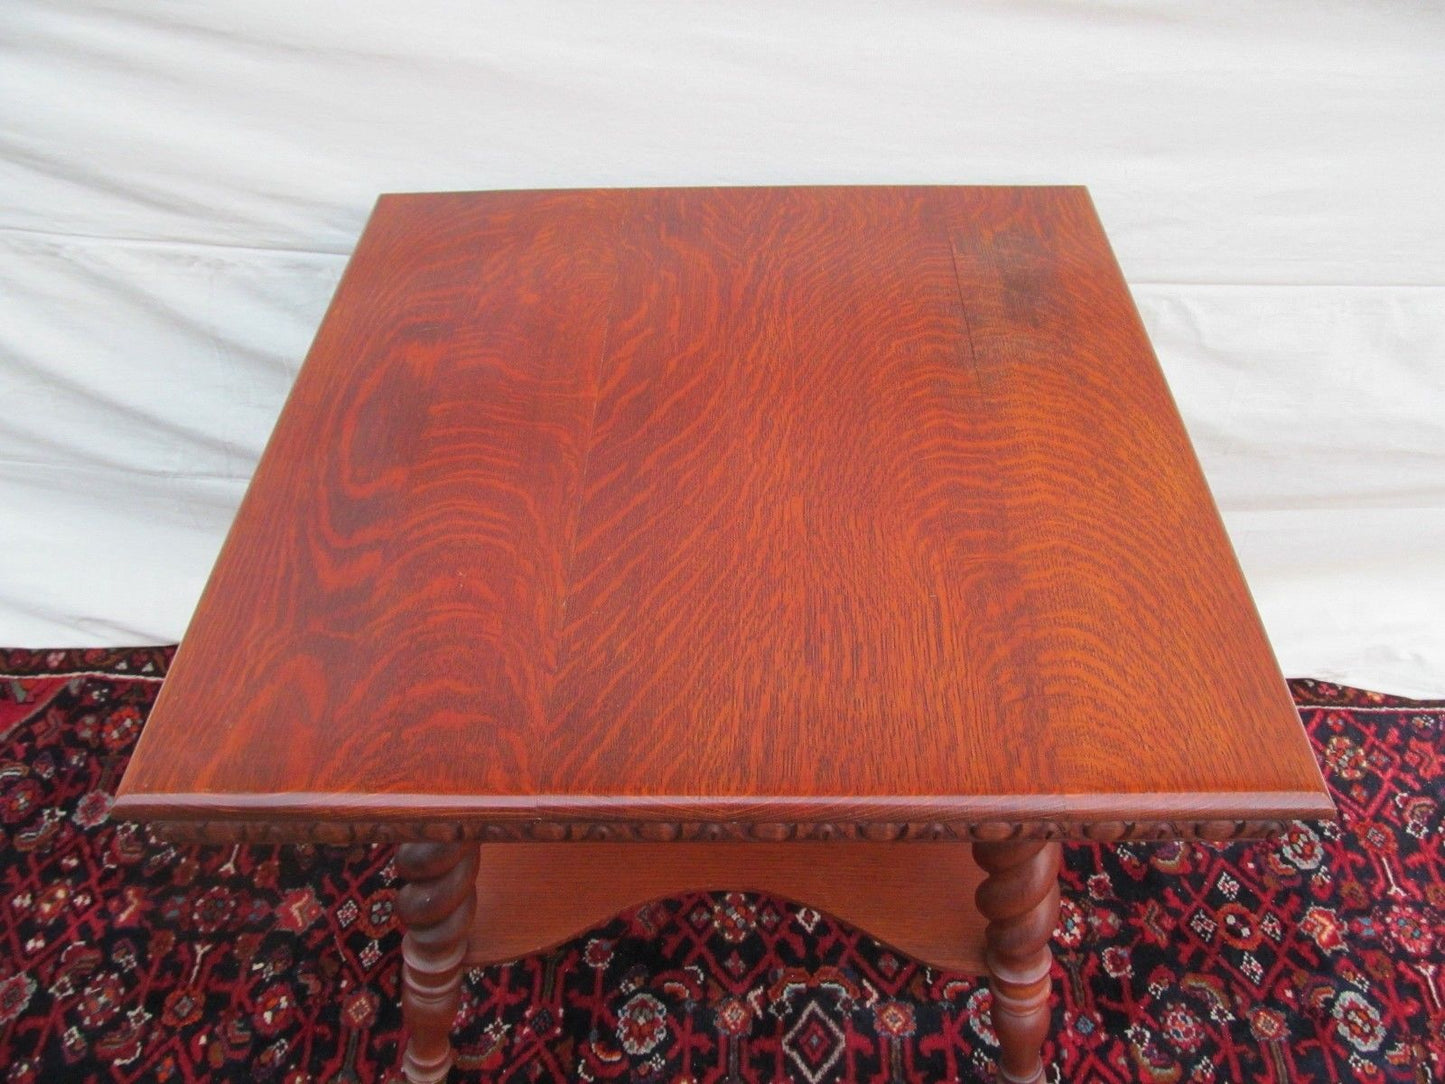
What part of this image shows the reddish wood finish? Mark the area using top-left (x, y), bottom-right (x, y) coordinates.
top-left (974, 841), bottom-right (1062, 1084)
top-left (114, 186), bottom-right (1333, 839)
top-left (114, 186), bottom-right (1332, 1084)
top-left (463, 842), bottom-right (988, 972)
top-left (140, 814), bottom-right (1298, 846)
top-left (396, 842), bottom-right (478, 1084)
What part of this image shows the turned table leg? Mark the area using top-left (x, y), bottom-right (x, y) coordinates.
top-left (397, 841), bottom-right (480, 1084)
top-left (972, 840), bottom-right (1062, 1084)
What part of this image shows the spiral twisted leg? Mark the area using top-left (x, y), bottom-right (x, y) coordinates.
top-left (397, 841), bottom-right (480, 1084)
top-left (972, 840), bottom-right (1061, 1084)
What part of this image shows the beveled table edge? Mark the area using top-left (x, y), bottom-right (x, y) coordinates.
top-left (113, 789), bottom-right (1336, 845)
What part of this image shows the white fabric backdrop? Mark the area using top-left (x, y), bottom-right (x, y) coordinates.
top-left (2, 2), bottom-right (1443, 695)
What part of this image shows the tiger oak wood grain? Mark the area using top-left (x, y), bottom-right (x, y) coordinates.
top-left (114, 186), bottom-right (1333, 840)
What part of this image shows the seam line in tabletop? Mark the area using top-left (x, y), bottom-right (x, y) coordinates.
top-left (943, 211), bottom-right (984, 393)
top-left (551, 247), bottom-right (618, 646)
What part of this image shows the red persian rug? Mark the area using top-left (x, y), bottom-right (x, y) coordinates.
top-left (1, 648), bottom-right (1443, 1083)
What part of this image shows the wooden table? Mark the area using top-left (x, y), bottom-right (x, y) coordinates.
top-left (115, 186), bottom-right (1334, 1083)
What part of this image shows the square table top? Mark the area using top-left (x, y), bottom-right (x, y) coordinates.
top-left (115, 186), bottom-right (1333, 845)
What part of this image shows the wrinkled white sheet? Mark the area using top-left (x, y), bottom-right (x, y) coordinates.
top-left (2, 2), bottom-right (1442, 694)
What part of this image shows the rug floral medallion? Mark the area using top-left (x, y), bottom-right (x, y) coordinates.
top-left (1, 647), bottom-right (1442, 1082)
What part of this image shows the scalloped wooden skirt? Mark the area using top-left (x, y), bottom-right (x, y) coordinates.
top-left (466, 842), bottom-right (988, 972)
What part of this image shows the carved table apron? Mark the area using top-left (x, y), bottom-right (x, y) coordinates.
top-left (115, 186), bottom-right (1334, 1083)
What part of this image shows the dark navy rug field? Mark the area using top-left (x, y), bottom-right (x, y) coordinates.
top-left (1, 647), bottom-right (1442, 1082)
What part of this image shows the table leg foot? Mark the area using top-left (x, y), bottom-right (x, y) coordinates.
top-left (972, 840), bottom-right (1061, 1084)
top-left (397, 841), bottom-right (480, 1084)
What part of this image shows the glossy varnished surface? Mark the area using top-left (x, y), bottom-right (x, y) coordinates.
top-left (115, 186), bottom-right (1333, 839)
